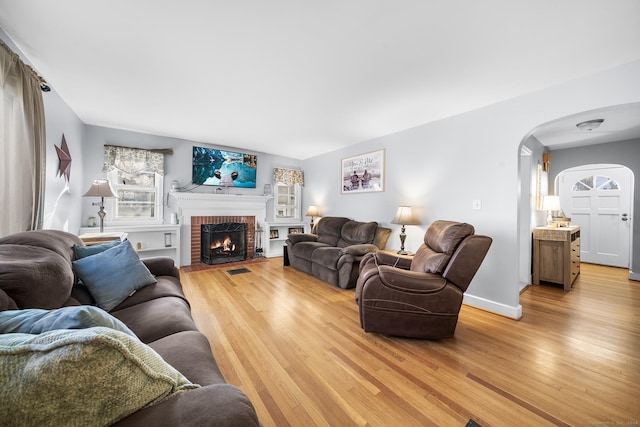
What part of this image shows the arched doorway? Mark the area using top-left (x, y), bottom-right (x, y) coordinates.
top-left (517, 103), bottom-right (640, 299)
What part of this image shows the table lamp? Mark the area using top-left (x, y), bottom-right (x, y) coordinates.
top-left (542, 195), bottom-right (561, 227)
top-left (83, 179), bottom-right (116, 232)
top-left (306, 205), bottom-right (319, 231)
top-left (391, 206), bottom-right (420, 255)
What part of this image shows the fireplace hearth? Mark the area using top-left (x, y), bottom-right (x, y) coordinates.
top-left (201, 222), bottom-right (248, 265)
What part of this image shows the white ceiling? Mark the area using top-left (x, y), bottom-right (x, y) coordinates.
top-left (532, 103), bottom-right (640, 150)
top-left (1, 0), bottom-right (640, 159)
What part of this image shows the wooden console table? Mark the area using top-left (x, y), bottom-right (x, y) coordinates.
top-left (532, 226), bottom-right (580, 291)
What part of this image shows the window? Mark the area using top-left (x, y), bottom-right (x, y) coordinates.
top-left (274, 183), bottom-right (301, 220)
top-left (272, 168), bottom-right (304, 222)
top-left (103, 146), bottom-right (164, 224)
top-left (572, 175), bottom-right (620, 192)
top-left (106, 169), bottom-right (163, 222)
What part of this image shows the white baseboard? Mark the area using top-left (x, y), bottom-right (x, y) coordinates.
top-left (463, 294), bottom-right (523, 320)
top-left (630, 271), bottom-right (640, 281)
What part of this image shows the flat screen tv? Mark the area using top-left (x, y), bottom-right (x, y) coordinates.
top-left (192, 146), bottom-right (257, 188)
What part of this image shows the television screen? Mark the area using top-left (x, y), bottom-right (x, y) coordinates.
top-left (192, 146), bottom-right (257, 188)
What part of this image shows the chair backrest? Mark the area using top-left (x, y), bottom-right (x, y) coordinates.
top-left (410, 220), bottom-right (492, 291)
top-left (442, 234), bottom-right (492, 291)
top-left (410, 220), bottom-right (475, 275)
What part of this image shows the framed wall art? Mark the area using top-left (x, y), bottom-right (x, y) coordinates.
top-left (341, 149), bottom-right (385, 194)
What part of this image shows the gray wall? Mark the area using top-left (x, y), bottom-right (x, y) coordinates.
top-left (0, 28), bottom-right (86, 234)
top-left (81, 125), bottom-right (303, 227)
top-left (303, 60), bottom-right (640, 318)
top-left (549, 138), bottom-right (640, 276)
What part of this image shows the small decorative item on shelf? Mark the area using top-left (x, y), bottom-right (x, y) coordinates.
top-left (270, 229), bottom-right (279, 239)
top-left (87, 217), bottom-right (97, 227)
top-left (164, 233), bottom-right (172, 247)
top-left (136, 242), bottom-right (143, 250)
top-left (288, 227), bottom-right (304, 234)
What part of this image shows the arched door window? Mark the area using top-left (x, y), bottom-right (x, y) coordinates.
top-left (572, 175), bottom-right (620, 192)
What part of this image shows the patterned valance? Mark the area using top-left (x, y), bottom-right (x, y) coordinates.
top-left (102, 145), bottom-right (164, 176)
top-left (273, 168), bottom-right (304, 186)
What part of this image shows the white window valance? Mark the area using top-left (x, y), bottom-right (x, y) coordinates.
top-left (102, 145), bottom-right (164, 176)
top-left (273, 168), bottom-right (304, 186)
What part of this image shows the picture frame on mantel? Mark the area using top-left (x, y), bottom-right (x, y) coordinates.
top-left (341, 149), bottom-right (385, 194)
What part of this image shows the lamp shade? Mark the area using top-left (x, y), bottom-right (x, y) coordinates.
top-left (542, 195), bottom-right (561, 211)
top-left (391, 206), bottom-right (420, 225)
top-left (306, 205), bottom-right (319, 217)
top-left (82, 179), bottom-right (116, 198)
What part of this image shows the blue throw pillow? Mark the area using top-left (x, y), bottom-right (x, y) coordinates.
top-left (0, 306), bottom-right (136, 337)
top-left (73, 240), bottom-right (123, 259)
top-left (72, 240), bottom-right (157, 312)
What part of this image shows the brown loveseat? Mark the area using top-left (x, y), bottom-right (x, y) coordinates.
top-left (286, 216), bottom-right (391, 289)
top-left (0, 230), bottom-right (259, 426)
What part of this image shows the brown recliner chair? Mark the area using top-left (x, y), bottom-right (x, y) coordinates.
top-left (355, 220), bottom-right (492, 339)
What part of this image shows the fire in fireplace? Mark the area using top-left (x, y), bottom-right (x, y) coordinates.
top-left (201, 222), bottom-right (248, 265)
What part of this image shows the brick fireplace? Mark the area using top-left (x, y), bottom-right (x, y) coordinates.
top-left (191, 215), bottom-right (255, 265)
top-left (170, 192), bottom-right (270, 267)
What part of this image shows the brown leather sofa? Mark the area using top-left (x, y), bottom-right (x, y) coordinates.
top-left (355, 220), bottom-right (492, 339)
top-left (286, 216), bottom-right (391, 289)
top-left (0, 230), bottom-right (259, 426)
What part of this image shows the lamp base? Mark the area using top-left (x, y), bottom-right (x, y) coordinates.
top-left (398, 226), bottom-right (407, 254)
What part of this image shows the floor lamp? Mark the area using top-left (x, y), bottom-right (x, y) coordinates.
top-left (83, 179), bottom-right (116, 232)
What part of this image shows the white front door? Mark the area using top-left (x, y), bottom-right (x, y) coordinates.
top-left (557, 165), bottom-right (633, 268)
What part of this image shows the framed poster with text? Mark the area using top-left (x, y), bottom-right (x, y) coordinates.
top-left (341, 149), bottom-right (385, 194)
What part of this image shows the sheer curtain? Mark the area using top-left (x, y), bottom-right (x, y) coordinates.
top-left (0, 40), bottom-right (46, 236)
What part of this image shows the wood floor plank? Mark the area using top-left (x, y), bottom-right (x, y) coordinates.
top-left (181, 260), bottom-right (640, 426)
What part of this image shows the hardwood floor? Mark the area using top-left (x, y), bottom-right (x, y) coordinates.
top-left (180, 260), bottom-right (640, 426)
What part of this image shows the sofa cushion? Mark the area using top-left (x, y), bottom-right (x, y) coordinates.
top-left (73, 239), bottom-right (122, 259)
top-left (315, 217), bottom-right (350, 246)
top-left (0, 229), bottom-right (82, 264)
top-left (0, 327), bottom-right (198, 427)
top-left (0, 306), bottom-right (135, 337)
top-left (148, 330), bottom-right (226, 386)
top-left (72, 241), bottom-right (157, 312)
top-left (310, 246), bottom-right (342, 270)
top-left (111, 296), bottom-right (198, 344)
top-left (292, 241), bottom-right (330, 261)
top-left (337, 221), bottom-right (377, 247)
top-left (111, 275), bottom-right (187, 311)
top-left (0, 245), bottom-right (74, 309)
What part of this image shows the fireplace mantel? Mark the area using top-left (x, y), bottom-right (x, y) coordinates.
top-left (170, 192), bottom-right (272, 266)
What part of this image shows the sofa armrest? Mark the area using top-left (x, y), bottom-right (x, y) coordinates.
top-left (341, 244), bottom-right (379, 256)
top-left (370, 251), bottom-right (413, 270)
top-left (142, 257), bottom-right (180, 279)
top-left (376, 266), bottom-right (447, 292)
top-left (113, 384), bottom-right (260, 427)
top-left (286, 233), bottom-right (317, 245)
